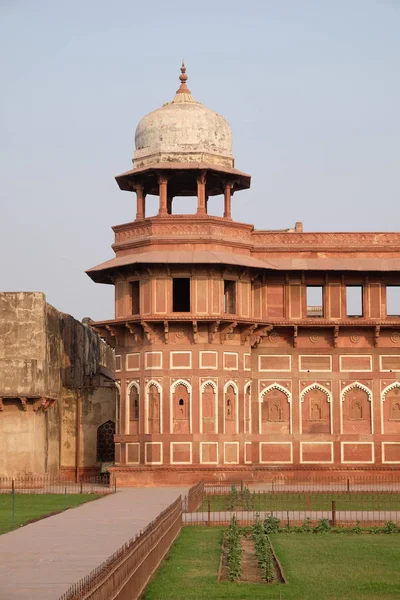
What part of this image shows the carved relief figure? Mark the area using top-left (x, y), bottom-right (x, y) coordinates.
top-left (202, 384), bottom-right (215, 433)
top-left (148, 384), bottom-right (160, 434)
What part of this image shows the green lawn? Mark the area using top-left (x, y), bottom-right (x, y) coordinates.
top-left (143, 527), bottom-right (400, 600)
top-left (197, 493), bottom-right (400, 512)
top-left (0, 493), bottom-right (98, 534)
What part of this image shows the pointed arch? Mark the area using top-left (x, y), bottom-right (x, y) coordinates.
top-left (145, 380), bottom-right (163, 434)
top-left (259, 383), bottom-right (292, 434)
top-left (200, 379), bottom-right (217, 393)
top-left (300, 383), bottom-right (332, 403)
top-left (260, 382), bottom-right (292, 403)
top-left (382, 381), bottom-right (400, 400)
top-left (341, 381), bottom-right (372, 402)
top-left (199, 379), bottom-right (218, 434)
top-left (223, 380), bottom-right (239, 434)
top-left (340, 381), bottom-right (373, 434)
top-left (127, 381), bottom-right (140, 433)
top-left (381, 381), bottom-right (400, 434)
top-left (171, 379), bottom-right (192, 393)
top-left (300, 383), bottom-right (332, 434)
top-left (170, 379), bottom-right (192, 433)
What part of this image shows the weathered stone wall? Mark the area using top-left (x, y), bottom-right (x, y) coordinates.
top-left (60, 386), bottom-right (115, 478)
top-left (0, 292), bottom-right (115, 477)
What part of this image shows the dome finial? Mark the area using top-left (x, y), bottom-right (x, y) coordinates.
top-left (176, 60), bottom-right (191, 94)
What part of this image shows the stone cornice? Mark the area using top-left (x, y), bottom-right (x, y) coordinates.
top-left (111, 217), bottom-right (400, 254)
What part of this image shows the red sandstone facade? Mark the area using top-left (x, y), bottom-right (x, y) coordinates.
top-left (87, 66), bottom-right (400, 485)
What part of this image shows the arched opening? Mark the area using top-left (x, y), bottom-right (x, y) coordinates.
top-left (97, 420), bottom-right (115, 463)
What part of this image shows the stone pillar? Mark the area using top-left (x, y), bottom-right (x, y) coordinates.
top-left (223, 182), bottom-right (233, 219)
top-left (158, 174), bottom-right (169, 216)
top-left (135, 184), bottom-right (146, 221)
top-left (167, 195), bottom-right (173, 215)
top-left (196, 171), bottom-right (207, 215)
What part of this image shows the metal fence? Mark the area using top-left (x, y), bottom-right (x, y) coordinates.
top-left (58, 496), bottom-right (182, 600)
top-left (185, 480), bottom-right (205, 512)
top-left (204, 475), bottom-right (400, 494)
top-left (184, 479), bottom-right (400, 527)
top-left (0, 474), bottom-right (114, 495)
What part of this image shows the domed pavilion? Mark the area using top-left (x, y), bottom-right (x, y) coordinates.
top-left (87, 63), bottom-right (400, 486)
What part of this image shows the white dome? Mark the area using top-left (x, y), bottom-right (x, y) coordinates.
top-left (132, 64), bottom-right (234, 169)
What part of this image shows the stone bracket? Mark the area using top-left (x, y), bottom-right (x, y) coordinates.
top-left (241, 323), bottom-right (257, 345)
top-left (125, 322), bottom-right (142, 343)
top-left (219, 321), bottom-right (238, 342)
top-left (208, 320), bottom-right (221, 344)
top-left (375, 325), bottom-right (380, 348)
top-left (141, 321), bottom-right (157, 344)
top-left (192, 321), bottom-right (198, 344)
top-left (333, 325), bottom-right (339, 348)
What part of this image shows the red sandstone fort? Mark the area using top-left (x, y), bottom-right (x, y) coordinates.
top-left (86, 63), bottom-right (400, 485)
top-left (1, 64), bottom-right (400, 485)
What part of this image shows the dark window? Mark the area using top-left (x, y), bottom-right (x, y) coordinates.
top-left (224, 280), bottom-right (236, 314)
top-left (97, 420), bottom-right (115, 462)
top-left (179, 398), bottom-right (184, 406)
top-left (346, 286), bottom-right (363, 317)
top-left (173, 278), bottom-right (191, 312)
top-left (131, 281), bottom-right (140, 314)
top-left (387, 286), bottom-right (400, 316)
top-left (306, 286), bottom-right (323, 317)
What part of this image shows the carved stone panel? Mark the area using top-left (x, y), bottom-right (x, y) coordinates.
top-left (173, 384), bottom-right (190, 434)
top-left (301, 388), bottom-right (330, 434)
top-left (261, 389), bottom-right (290, 435)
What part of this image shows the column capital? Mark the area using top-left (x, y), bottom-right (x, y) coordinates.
top-left (157, 173), bottom-right (169, 185)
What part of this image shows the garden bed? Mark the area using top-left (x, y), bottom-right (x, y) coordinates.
top-left (219, 533), bottom-right (285, 584)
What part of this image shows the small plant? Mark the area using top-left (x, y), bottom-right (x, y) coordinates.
top-left (382, 520), bottom-right (398, 534)
top-left (252, 515), bottom-right (275, 582)
top-left (226, 515), bottom-right (242, 581)
top-left (297, 517), bottom-right (313, 533)
top-left (264, 513), bottom-right (280, 534)
top-left (352, 520), bottom-right (363, 534)
top-left (240, 486), bottom-right (253, 510)
top-left (227, 484), bottom-right (238, 511)
top-left (314, 518), bottom-right (330, 533)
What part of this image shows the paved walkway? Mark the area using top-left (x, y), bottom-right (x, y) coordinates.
top-left (0, 487), bottom-right (186, 600)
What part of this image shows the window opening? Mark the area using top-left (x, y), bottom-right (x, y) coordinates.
top-left (179, 398), bottom-right (184, 406)
top-left (346, 286), bottom-right (363, 317)
top-left (224, 280), bottom-right (236, 314)
top-left (131, 281), bottom-right (140, 314)
top-left (96, 420), bottom-right (115, 462)
top-left (387, 285), bottom-right (400, 316)
top-left (306, 286), bottom-right (323, 317)
top-left (173, 278), bottom-right (191, 312)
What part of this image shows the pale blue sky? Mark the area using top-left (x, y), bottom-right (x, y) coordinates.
top-left (1, 1), bottom-right (399, 320)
